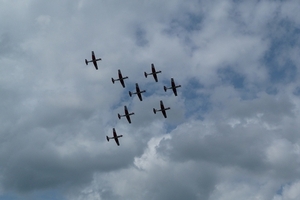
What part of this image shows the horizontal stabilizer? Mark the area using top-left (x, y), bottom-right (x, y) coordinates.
top-left (85, 59), bottom-right (88, 65)
top-left (118, 113), bottom-right (121, 119)
top-left (129, 91), bottom-right (132, 97)
top-left (144, 72), bottom-right (148, 78)
top-left (153, 108), bottom-right (156, 114)
top-left (164, 86), bottom-right (167, 92)
top-left (106, 136), bottom-right (109, 142)
top-left (111, 78), bottom-right (115, 84)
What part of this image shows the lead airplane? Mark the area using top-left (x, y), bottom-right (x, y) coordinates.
top-left (85, 51), bottom-right (102, 70)
top-left (111, 69), bottom-right (128, 88)
top-left (144, 63), bottom-right (162, 82)
top-left (129, 83), bottom-right (146, 101)
top-left (153, 100), bottom-right (170, 118)
top-left (164, 78), bottom-right (181, 96)
top-left (118, 105), bottom-right (134, 124)
top-left (106, 128), bottom-right (123, 146)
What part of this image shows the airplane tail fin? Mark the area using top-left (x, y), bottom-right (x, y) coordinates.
top-left (129, 91), bottom-right (132, 97)
top-left (144, 72), bottom-right (148, 78)
top-left (111, 78), bottom-right (115, 84)
top-left (164, 86), bottom-right (167, 92)
top-left (153, 108), bottom-right (157, 114)
top-left (118, 113), bottom-right (121, 119)
top-left (85, 59), bottom-right (88, 65)
top-left (106, 136), bottom-right (110, 142)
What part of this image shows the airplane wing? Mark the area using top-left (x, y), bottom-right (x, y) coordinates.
top-left (173, 87), bottom-right (178, 96)
top-left (124, 106), bottom-right (131, 123)
top-left (171, 78), bottom-right (179, 96)
top-left (171, 78), bottom-right (175, 87)
top-left (113, 128), bottom-right (117, 137)
top-left (135, 83), bottom-right (143, 101)
top-left (160, 100), bottom-right (164, 109)
top-left (153, 73), bottom-right (158, 82)
top-left (160, 101), bottom-right (166, 118)
top-left (137, 92), bottom-right (143, 101)
top-left (120, 79), bottom-right (125, 88)
top-left (113, 128), bottom-right (120, 146)
top-left (118, 70), bottom-right (126, 88)
top-left (93, 62), bottom-right (98, 70)
top-left (114, 137), bottom-right (120, 146)
top-left (151, 64), bottom-right (157, 82)
top-left (161, 109), bottom-right (167, 118)
top-left (126, 115), bottom-right (132, 123)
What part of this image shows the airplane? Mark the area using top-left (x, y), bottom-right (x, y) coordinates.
top-left (144, 63), bottom-right (162, 82)
top-left (129, 83), bottom-right (146, 101)
top-left (164, 78), bottom-right (181, 96)
top-left (106, 128), bottom-right (123, 146)
top-left (85, 51), bottom-right (102, 70)
top-left (118, 105), bottom-right (134, 124)
top-left (153, 100), bottom-right (170, 118)
top-left (111, 69), bottom-right (128, 88)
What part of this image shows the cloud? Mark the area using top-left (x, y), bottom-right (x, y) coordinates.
top-left (274, 180), bottom-right (300, 200)
top-left (1, 0), bottom-right (300, 199)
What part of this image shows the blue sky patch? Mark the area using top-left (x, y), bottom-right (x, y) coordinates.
top-left (263, 19), bottom-right (299, 84)
top-left (182, 78), bottom-right (211, 119)
top-left (218, 67), bottom-right (245, 89)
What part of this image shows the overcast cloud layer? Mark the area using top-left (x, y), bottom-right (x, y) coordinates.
top-left (1, 0), bottom-right (300, 199)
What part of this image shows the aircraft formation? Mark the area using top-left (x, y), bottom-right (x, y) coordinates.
top-left (85, 51), bottom-right (182, 146)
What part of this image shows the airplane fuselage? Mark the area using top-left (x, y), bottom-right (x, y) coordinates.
top-left (92, 52), bottom-right (98, 69)
top-left (124, 106), bottom-right (133, 123)
top-left (113, 128), bottom-right (122, 146)
top-left (135, 83), bottom-right (143, 101)
top-left (151, 64), bottom-right (161, 82)
top-left (85, 51), bottom-right (101, 70)
top-left (153, 100), bottom-right (170, 118)
top-left (112, 69), bottom-right (128, 88)
top-left (118, 106), bottom-right (134, 123)
top-left (129, 83), bottom-right (146, 101)
top-left (160, 100), bottom-right (170, 118)
top-left (168, 78), bottom-right (181, 96)
top-left (118, 70), bottom-right (126, 87)
top-left (106, 128), bottom-right (123, 146)
top-left (144, 64), bottom-right (161, 82)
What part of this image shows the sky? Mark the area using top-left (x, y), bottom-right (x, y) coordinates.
top-left (1, 0), bottom-right (300, 199)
